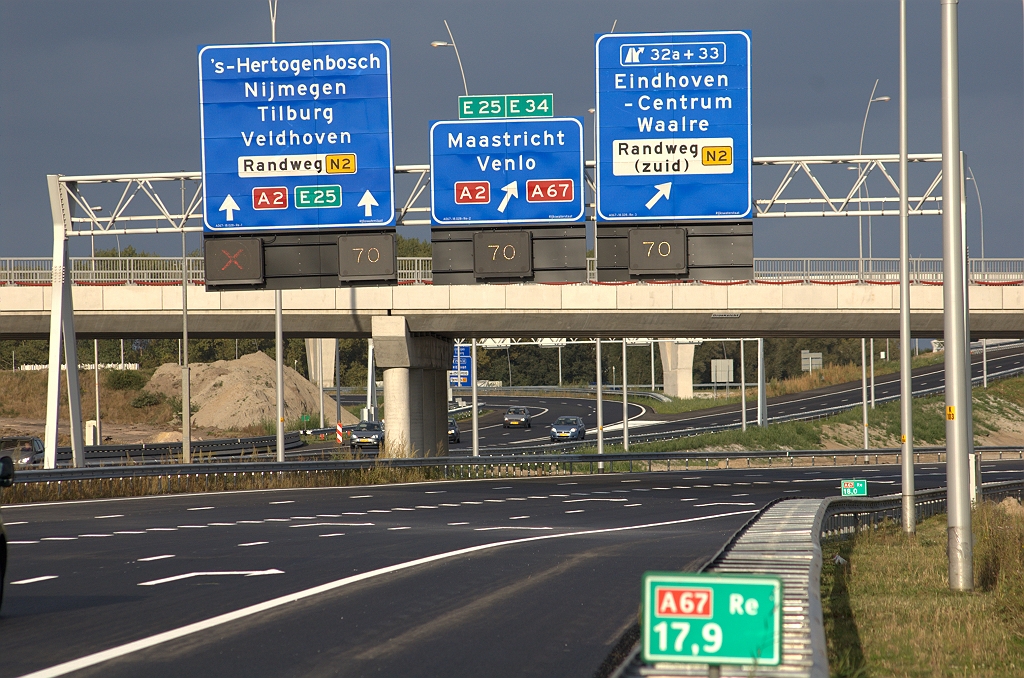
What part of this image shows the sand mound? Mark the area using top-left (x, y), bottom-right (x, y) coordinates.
top-left (145, 352), bottom-right (358, 430)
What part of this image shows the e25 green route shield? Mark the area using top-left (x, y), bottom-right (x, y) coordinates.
top-left (642, 572), bottom-right (782, 665)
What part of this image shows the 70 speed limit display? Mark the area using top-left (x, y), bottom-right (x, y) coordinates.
top-left (642, 572), bottom-right (781, 666)
top-left (628, 226), bottom-right (687, 275)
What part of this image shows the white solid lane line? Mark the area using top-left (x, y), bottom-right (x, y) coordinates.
top-left (138, 555), bottom-right (175, 562)
top-left (5, 521), bottom-right (27, 525)
top-left (8, 541), bottom-right (39, 544)
top-left (138, 570), bottom-right (284, 586)
top-left (11, 576), bottom-right (58, 585)
top-left (23, 509), bottom-right (757, 678)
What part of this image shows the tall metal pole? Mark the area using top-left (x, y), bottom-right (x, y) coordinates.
top-left (335, 339), bottom-right (341, 426)
top-left (870, 339), bottom-right (876, 408)
top-left (558, 345), bottom-right (563, 387)
top-left (596, 338), bottom-right (604, 465)
top-left (181, 226), bottom-right (191, 464)
top-left (471, 338), bottom-right (479, 456)
top-left (756, 339), bottom-right (766, 426)
top-left (740, 340), bottom-right (747, 431)
top-left (275, 290), bottom-right (285, 462)
top-left (318, 338), bottom-right (325, 429)
top-left (269, 0), bottom-right (284, 464)
top-left (899, 0), bottom-right (917, 534)
top-left (861, 339), bottom-right (870, 448)
top-left (941, 0), bottom-right (973, 591)
top-left (366, 339), bottom-right (375, 418)
top-left (622, 339), bottom-right (629, 451)
top-left (650, 341), bottom-right (656, 390)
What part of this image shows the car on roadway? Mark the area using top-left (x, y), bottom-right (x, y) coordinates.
top-left (348, 421), bottom-right (384, 451)
top-left (448, 417), bottom-right (461, 443)
top-left (0, 436), bottom-right (44, 466)
top-left (1, 455), bottom-right (15, 611)
top-left (503, 407), bottom-right (532, 429)
top-left (549, 416), bottom-right (586, 441)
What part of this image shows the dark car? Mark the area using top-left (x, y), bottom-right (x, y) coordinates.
top-left (503, 407), bottom-right (532, 429)
top-left (550, 416), bottom-right (586, 441)
top-left (1, 455), bottom-right (15, 610)
top-left (348, 421), bottom-right (384, 450)
top-left (448, 418), bottom-right (461, 443)
top-left (0, 437), bottom-right (43, 466)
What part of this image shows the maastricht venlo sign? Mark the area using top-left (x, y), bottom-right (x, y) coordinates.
top-left (198, 40), bottom-right (395, 233)
top-left (595, 31), bottom-right (752, 222)
top-left (429, 117), bottom-right (585, 226)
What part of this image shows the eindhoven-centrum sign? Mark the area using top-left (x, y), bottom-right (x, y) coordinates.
top-left (198, 40), bottom-right (395, 232)
top-left (642, 572), bottom-right (781, 666)
top-left (595, 31), bottom-right (752, 222)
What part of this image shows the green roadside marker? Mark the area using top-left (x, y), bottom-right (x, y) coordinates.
top-left (841, 479), bottom-right (868, 496)
top-left (642, 572), bottom-right (782, 666)
top-left (458, 94), bottom-right (553, 119)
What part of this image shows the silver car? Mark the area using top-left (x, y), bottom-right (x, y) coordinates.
top-left (503, 407), bottom-right (532, 429)
top-left (348, 421), bottom-right (384, 450)
top-left (550, 416), bottom-right (586, 441)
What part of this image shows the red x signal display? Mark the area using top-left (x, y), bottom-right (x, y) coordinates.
top-left (204, 237), bottom-right (264, 286)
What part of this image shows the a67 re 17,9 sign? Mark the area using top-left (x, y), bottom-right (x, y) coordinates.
top-left (642, 572), bottom-right (782, 666)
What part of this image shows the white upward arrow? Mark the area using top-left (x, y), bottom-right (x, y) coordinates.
top-left (357, 190), bottom-right (378, 217)
top-left (497, 181), bottom-right (518, 213)
top-left (218, 194), bottom-right (240, 221)
top-left (645, 182), bottom-right (672, 210)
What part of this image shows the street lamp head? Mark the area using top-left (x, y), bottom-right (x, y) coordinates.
top-left (431, 41), bottom-right (451, 48)
top-left (873, 96), bottom-right (891, 103)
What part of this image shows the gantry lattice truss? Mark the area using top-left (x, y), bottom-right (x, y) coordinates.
top-left (53, 153), bottom-right (944, 239)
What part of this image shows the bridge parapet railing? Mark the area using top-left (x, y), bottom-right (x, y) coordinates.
top-left (4, 256), bottom-right (1023, 286)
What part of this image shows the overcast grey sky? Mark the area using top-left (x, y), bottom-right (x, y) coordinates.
top-left (1, 0), bottom-right (1021, 259)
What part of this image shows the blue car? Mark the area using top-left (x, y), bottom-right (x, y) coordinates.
top-left (550, 416), bottom-right (586, 442)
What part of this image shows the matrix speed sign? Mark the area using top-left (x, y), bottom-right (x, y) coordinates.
top-left (642, 572), bottom-right (781, 666)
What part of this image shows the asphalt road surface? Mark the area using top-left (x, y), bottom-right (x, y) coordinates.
top-left (446, 345), bottom-right (1024, 452)
top-left (2, 460), bottom-right (1023, 677)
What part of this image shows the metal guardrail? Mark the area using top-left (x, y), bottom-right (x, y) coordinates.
top-left (10, 445), bottom-right (1024, 484)
top-left (3, 256), bottom-right (1023, 286)
top-left (50, 431), bottom-right (304, 466)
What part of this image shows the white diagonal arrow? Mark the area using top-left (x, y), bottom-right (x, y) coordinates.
top-left (138, 569), bottom-right (284, 586)
top-left (497, 181), bottom-right (518, 213)
top-left (645, 182), bottom-right (672, 210)
top-left (218, 194), bottom-right (240, 221)
top-left (357, 190), bottom-right (378, 217)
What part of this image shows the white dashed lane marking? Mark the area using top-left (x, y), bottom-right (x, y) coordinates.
top-left (94, 515), bottom-right (123, 519)
top-left (187, 507), bottom-right (214, 512)
top-left (238, 542), bottom-right (269, 547)
top-left (11, 576), bottom-right (58, 585)
top-left (269, 501), bottom-right (294, 505)
top-left (138, 555), bottom-right (175, 562)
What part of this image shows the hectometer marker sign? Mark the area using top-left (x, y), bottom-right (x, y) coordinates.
top-left (595, 31), bottom-right (751, 221)
top-left (429, 117), bottom-right (585, 225)
top-left (642, 572), bottom-right (781, 666)
top-left (841, 479), bottom-right (868, 497)
top-left (199, 40), bottom-right (395, 232)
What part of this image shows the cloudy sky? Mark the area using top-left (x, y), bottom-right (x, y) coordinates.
top-left (1, 0), bottom-right (1021, 260)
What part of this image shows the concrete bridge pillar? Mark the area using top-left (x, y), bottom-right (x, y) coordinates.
top-left (371, 316), bottom-right (452, 457)
top-left (659, 341), bottom-right (697, 399)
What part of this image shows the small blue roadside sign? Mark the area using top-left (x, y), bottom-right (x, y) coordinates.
top-left (198, 40), bottom-right (395, 232)
top-left (595, 31), bottom-right (751, 222)
top-left (429, 117), bottom-right (585, 225)
top-left (451, 345), bottom-right (472, 387)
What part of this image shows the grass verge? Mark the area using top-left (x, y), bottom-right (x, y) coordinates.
top-left (822, 501), bottom-right (1024, 677)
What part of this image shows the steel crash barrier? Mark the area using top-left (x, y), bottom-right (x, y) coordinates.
top-left (608, 478), bottom-right (1024, 677)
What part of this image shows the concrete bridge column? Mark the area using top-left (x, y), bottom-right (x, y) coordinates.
top-left (659, 341), bottom-right (697, 399)
top-left (372, 316), bottom-right (451, 457)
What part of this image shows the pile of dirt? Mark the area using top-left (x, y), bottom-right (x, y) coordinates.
top-left (144, 352), bottom-right (358, 430)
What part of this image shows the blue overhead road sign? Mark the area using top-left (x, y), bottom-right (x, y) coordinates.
top-left (198, 40), bottom-right (395, 232)
top-left (430, 118), bottom-right (585, 225)
top-left (595, 31), bottom-right (751, 222)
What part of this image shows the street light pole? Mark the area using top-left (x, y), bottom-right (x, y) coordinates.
top-left (941, 0), bottom-right (973, 592)
top-left (899, 0), bottom-right (916, 534)
top-left (430, 21), bottom-right (469, 97)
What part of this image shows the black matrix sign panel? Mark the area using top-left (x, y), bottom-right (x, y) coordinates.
top-left (473, 231), bottom-right (533, 277)
top-left (204, 238), bottom-right (264, 285)
top-left (628, 227), bottom-right (688, 276)
top-left (338, 233), bottom-right (397, 281)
